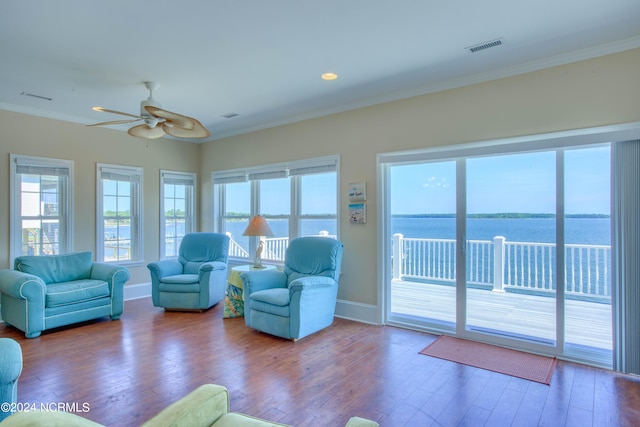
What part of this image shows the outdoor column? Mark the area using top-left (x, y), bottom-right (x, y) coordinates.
top-left (493, 236), bottom-right (506, 292)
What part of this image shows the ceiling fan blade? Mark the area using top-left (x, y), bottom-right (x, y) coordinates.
top-left (144, 106), bottom-right (196, 130)
top-left (128, 124), bottom-right (166, 139)
top-left (162, 119), bottom-right (211, 139)
top-left (92, 107), bottom-right (141, 119)
top-left (87, 118), bottom-right (142, 127)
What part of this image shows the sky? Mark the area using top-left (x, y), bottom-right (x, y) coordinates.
top-left (390, 145), bottom-right (611, 215)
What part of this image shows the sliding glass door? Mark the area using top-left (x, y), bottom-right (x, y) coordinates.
top-left (465, 151), bottom-right (557, 345)
top-left (382, 142), bottom-right (612, 366)
top-left (389, 161), bottom-right (457, 330)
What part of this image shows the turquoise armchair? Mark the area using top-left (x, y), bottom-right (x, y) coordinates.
top-left (147, 232), bottom-right (230, 310)
top-left (242, 237), bottom-right (343, 340)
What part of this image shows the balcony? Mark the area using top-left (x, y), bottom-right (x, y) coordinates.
top-left (391, 233), bottom-right (612, 353)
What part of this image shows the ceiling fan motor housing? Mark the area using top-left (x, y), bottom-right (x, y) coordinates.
top-left (140, 98), bottom-right (162, 127)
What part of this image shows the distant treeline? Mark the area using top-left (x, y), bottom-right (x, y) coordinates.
top-left (393, 213), bottom-right (610, 219)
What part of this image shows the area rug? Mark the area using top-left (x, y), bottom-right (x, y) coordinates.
top-left (419, 335), bottom-right (556, 384)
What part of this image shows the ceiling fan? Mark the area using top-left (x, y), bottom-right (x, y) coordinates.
top-left (88, 81), bottom-right (210, 140)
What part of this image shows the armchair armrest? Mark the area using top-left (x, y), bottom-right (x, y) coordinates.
top-left (147, 259), bottom-right (183, 279)
top-left (198, 261), bottom-right (227, 276)
top-left (90, 262), bottom-right (130, 288)
top-left (289, 276), bottom-right (338, 293)
top-left (241, 269), bottom-right (287, 295)
top-left (141, 384), bottom-right (230, 427)
top-left (0, 270), bottom-right (46, 301)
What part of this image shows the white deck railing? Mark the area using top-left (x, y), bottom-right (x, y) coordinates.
top-left (392, 233), bottom-right (611, 300)
top-left (226, 231), bottom-right (335, 263)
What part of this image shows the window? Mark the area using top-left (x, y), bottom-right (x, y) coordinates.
top-left (213, 156), bottom-right (339, 262)
top-left (10, 154), bottom-right (73, 261)
top-left (97, 164), bottom-right (143, 264)
top-left (161, 170), bottom-right (196, 258)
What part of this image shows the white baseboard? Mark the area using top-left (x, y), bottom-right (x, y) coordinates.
top-left (1, 285), bottom-right (381, 327)
top-left (335, 299), bottom-right (381, 325)
top-left (124, 282), bottom-right (152, 301)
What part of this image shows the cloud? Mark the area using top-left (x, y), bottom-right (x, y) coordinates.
top-left (423, 176), bottom-right (449, 189)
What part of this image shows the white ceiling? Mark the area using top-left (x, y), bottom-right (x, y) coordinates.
top-left (1, 1), bottom-right (639, 143)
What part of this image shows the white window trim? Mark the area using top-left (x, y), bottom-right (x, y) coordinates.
top-left (160, 170), bottom-right (197, 259)
top-left (96, 163), bottom-right (144, 266)
top-left (9, 154), bottom-right (74, 263)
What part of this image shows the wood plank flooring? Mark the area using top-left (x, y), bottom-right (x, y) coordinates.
top-left (1, 297), bottom-right (640, 427)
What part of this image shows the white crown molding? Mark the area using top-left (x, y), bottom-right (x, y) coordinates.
top-left (2, 36), bottom-right (639, 143)
top-left (208, 36), bottom-right (640, 141)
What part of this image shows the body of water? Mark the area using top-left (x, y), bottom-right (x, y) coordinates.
top-left (392, 217), bottom-right (610, 246)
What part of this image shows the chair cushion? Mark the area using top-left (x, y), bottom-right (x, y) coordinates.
top-left (46, 279), bottom-right (110, 308)
top-left (250, 288), bottom-right (290, 317)
top-left (161, 274), bottom-right (199, 284)
top-left (14, 252), bottom-right (93, 284)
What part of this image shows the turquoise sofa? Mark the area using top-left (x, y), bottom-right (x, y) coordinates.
top-left (0, 252), bottom-right (130, 338)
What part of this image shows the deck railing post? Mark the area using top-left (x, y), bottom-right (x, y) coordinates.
top-left (493, 236), bottom-right (506, 292)
top-left (392, 233), bottom-right (403, 280)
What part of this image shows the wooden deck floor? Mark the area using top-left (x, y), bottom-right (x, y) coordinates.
top-left (391, 279), bottom-right (612, 352)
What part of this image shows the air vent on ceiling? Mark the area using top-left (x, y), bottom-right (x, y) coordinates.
top-left (20, 91), bottom-right (52, 101)
top-left (465, 38), bottom-right (504, 53)
top-left (221, 112), bottom-right (239, 119)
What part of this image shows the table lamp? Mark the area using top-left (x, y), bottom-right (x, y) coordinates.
top-left (242, 215), bottom-right (274, 268)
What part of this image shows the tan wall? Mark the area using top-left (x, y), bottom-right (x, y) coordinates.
top-left (1, 48), bottom-right (639, 301)
top-left (0, 113), bottom-right (200, 285)
top-left (200, 48), bottom-right (640, 306)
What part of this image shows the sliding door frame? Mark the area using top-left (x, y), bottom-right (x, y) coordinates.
top-left (378, 121), bottom-right (640, 368)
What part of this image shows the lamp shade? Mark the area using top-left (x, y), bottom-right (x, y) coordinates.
top-left (243, 215), bottom-right (274, 237)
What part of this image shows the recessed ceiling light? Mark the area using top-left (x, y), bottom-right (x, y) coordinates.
top-left (321, 72), bottom-right (338, 81)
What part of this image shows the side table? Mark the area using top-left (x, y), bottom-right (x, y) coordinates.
top-left (223, 264), bottom-right (276, 318)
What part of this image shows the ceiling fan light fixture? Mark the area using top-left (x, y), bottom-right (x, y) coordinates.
top-left (128, 123), bottom-right (165, 139)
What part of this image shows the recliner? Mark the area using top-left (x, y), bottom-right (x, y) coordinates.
top-left (147, 232), bottom-right (230, 310)
top-left (242, 236), bottom-right (343, 340)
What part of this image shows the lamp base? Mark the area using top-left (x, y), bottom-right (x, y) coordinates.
top-left (253, 255), bottom-right (266, 269)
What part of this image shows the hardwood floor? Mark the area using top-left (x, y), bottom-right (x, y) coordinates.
top-left (1, 297), bottom-right (640, 427)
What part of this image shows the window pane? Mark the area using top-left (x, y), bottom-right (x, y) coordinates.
top-left (260, 178), bottom-right (290, 216)
top-left (161, 174), bottom-right (193, 258)
top-left (300, 173), bottom-right (336, 215)
top-left (225, 218), bottom-right (250, 257)
top-left (226, 182), bottom-right (250, 215)
top-left (21, 191), bottom-right (40, 216)
top-left (98, 165), bottom-right (142, 263)
top-left (103, 180), bottom-right (117, 195)
top-left (300, 219), bottom-right (337, 237)
top-left (263, 218), bottom-right (289, 262)
top-left (14, 158), bottom-right (69, 258)
top-left (564, 145), bottom-right (612, 355)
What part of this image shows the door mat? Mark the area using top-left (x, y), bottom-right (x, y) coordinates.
top-left (419, 335), bottom-right (556, 384)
